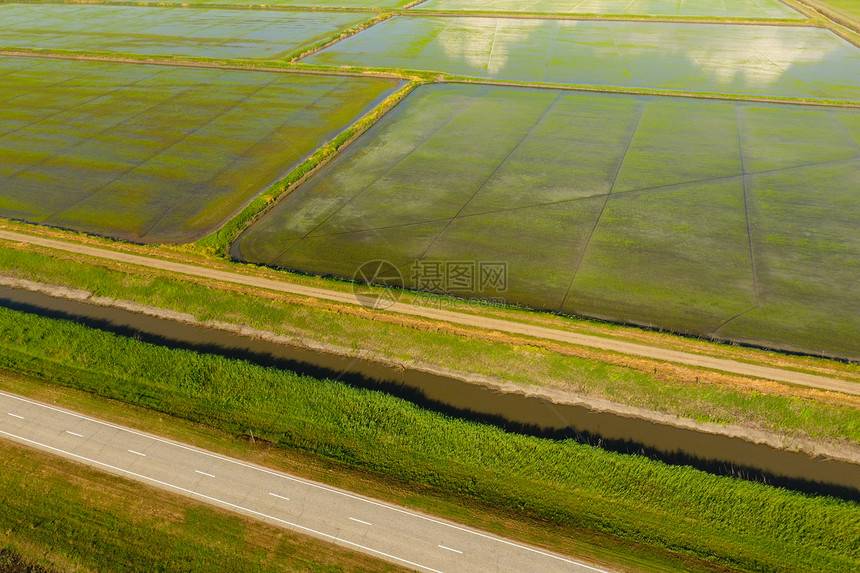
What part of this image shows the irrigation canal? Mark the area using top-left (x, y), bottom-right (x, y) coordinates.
top-left (0, 284), bottom-right (858, 500)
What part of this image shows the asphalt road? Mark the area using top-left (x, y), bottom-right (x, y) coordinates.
top-left (0, 390), bottom-right (607, 573)
top-left (0, 229), bottom-right (855, 396)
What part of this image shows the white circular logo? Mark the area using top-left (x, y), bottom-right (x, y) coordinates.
top-left (352, 260), bottom-right (403, 310)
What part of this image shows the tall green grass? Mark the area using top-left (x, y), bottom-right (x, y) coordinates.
top-left (0, 306), bottom-right (857, 572)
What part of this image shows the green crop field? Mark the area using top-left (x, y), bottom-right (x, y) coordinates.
top-left (0, 56), bottom-right (399, 242)
top-left (234, 84), bottom-right (860, 360)
top-left (75, 0), bottom-right (415, 7)
top-left (0, 3), bottom-right (372, 60)
top-left (413, 0), bottom-right (805, 19)
top-left (0, 0), bottom-right (857, 569)
top-left (304, 16), bottom-right (860, 101)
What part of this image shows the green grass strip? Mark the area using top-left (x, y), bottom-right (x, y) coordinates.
top-left (1, 243), bottom-right (858, 447)
top-left (0, 440), bottom-right (405, 573)
top-left (0, 305), bottom-right (858, 572)
top-left (404, 10), bottom-right (814, 24)
top-left (195, 79), bottom-right (421, 256)
top-left (283, 12), bottom-right (395, 63)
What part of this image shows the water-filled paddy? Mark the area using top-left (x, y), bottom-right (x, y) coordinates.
top-left (0, 56), bottom-right (399, 242)
top-left (414, 0), bottom-right (804, 19)
top-left (94, 0), bottom-right (413, 7)
top-left (234, 84), bottom-right (860, 360)
top-left (0, 3), bottom-right (371, 59)
top-left (305, 16), bottom-right (860, 101)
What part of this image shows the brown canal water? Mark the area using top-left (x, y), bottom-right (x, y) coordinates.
top-left (1, 285), bottom-right (858, 500)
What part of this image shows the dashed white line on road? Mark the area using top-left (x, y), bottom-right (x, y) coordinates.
top-left (269, 492), bottom-right (290, 501)
top-left (66, 430), bottom-right (83, 437)
top-left (7, 413), bottom-right (23, 419)
top-left (195, 470), bottom-right (215, 478)
top-left (349, 517), bottom-right (372, 526)
top-left (438, 545), bottom-right (462, 554)
top-left (0, 428), bottom-right (446, 573)
top-left (0, 390), bottom-right (607, 572)
top-left (128, 449), bottom-right (146, 457)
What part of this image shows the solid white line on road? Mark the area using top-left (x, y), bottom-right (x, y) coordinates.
top-left (269, 492), bottom-right (290, 501)
top-left (7, 413), bottom-right (23, 419)
top-left (128, 450), bottom-right (146, 457)
top-left (195, 470), bottom-right (215, 478)
top-left (0, 391), bottom-right (608, 572)
top-left (0, 429), bottom-right (445, 573)
top-left (349, 517), bottom-right (372, 526)
top-left (66, 430), bottom-right (83, 437)
top-left (438, 545), bottom-right (462, 554)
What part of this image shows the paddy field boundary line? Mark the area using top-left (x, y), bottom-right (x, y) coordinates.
top-left (6, 48), bottom-right (857, 113)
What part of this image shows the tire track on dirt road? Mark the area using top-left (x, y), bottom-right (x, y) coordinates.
top-left (0, 229), bottom-right (856, 396)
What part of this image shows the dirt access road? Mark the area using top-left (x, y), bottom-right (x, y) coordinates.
top-left (0, 229), bottom-right (856, 396)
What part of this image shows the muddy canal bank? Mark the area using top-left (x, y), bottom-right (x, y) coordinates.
top-left (0, 279), bottom-right (858, 499)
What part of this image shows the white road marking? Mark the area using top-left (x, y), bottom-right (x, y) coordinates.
top-left (349, 517), bottom-right (372, 526)
top-left (269, 492), bottom-right (290, 501)
top-left (0, 391), bottom-right (608, 572)
top-left (127, 449), bottom-right (146, 457)
top-left (0, 428), bottom-right (445, 573)
top-left (7, 413), bottom-right (23, 419)
top-left (66, 430), bottom-right (83, 437)
top-left (438, 544), bottom-right (462, 554)
top-left (195, 470), bottom-right (215, 478)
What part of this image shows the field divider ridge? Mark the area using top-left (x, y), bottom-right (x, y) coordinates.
top-left (409, 92), bottom-right (564, 264)
top-left (2, 50), bottom-right (857, 110)
top-left (266, 92), bottom-right (487, 264)
top-left (289, 154), bottom-right (860, 242)
top-left (0, 49), bottom-right (408, 80)
top-left (137, 75), bottom-right (351, 241)
top-left (557, 101), bottom-right (646, 313)
top-left (394, 10), bottom-right (818, 26)
top-left (436, 78), bottom-right (860, 109)
top-left (735, 103), bottom-right (762, 316)
top-left (290, 12), bottom-right (397, 63)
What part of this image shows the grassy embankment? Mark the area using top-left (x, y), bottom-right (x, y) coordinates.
top-left (4, 0), bottom-right (814, 21)
top-left (816, 0), bottom-right (860, 20)
top-left (0, 439), bottom-right (406, 573)
top-left (0, 306), bottom-right (858, 572)
top-left (0, 237), bottom-right (858, 450)
top-left (793, 0), bottom-right (860, 24)
top-left (195, 78), bottom-right (421, 255)
top-left (12, 46), bottom-right (830, 110)
top-left (0, 7), bottom-right (405, 74)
